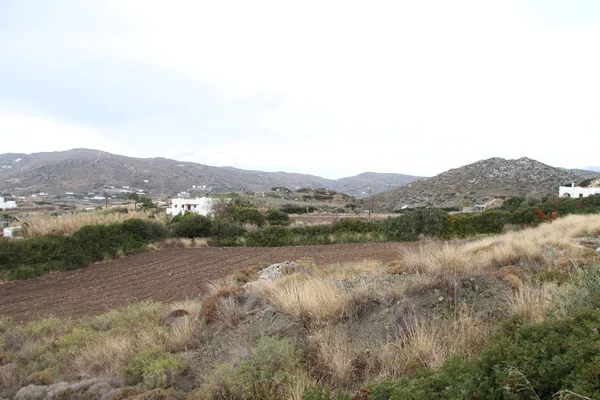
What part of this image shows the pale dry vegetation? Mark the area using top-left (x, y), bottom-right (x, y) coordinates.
top-left (20, 210), bottom-right (154, 237)
top-left (257, 275), bottom-right (350, 323)
top-left (2, 214), bottom-right (599, 398)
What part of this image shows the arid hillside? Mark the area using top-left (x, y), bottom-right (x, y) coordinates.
top-left (0, 149), bottom-right (421, 197)
top-left (374, 157), bottom-right (583, 210)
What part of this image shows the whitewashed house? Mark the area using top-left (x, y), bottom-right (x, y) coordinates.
top-left (559, 184), bottom-right (600, 198)
top-left (0, 197), bottom-right (17, 210)
top-left (166, 197), bottom-right (215, 216)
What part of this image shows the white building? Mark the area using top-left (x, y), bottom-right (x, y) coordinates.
top-left (0, 197), bottom-right (17, 210)
top-left (559, 184), bottom-right (600, 198)
top-left (166, 197), bottom-right (215, 216)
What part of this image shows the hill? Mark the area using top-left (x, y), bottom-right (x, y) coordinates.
top-left (567, 168), bottom-right (600, 179)
top-left (373, 157), bottom-right (582, 211)
top-left (0, 149), bottom-right (421, 197)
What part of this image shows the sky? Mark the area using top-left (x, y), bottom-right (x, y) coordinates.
top-left (1, 0), bottom-right (599, 179)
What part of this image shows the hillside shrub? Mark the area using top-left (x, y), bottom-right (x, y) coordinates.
top-left (329, 218), bottom-right (376, 233)
top-left (124, 347), bottom-right (184, 388)
top-left (383, 209), bottom-right (449, 241)
top-left (245, 226), bottom-right (292, 247)
top-left (171, 214), bottom-right (212, 238)
top-left (266, 209), bottom-right (291, 226)
top-left (232, 209), bottom-right (266, 227)
top-left (349, 307), bottom-right (600, 400)
top-left (0, 219), bottom-right (159, 281)
top-left (207, 218), bottom-right (245, 247)
top-left (196, 336), bottom-right (301, 400)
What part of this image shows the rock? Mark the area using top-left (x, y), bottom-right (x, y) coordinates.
top-left (437, 296), bottom-right (445, 302)
top-left (244, 261), bottom-right (298, 287)
top-left (596, 247), bottom-right (600, 254)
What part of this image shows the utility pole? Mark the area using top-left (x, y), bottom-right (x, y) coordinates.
top-left (368, 184), bottom-right (372, 220)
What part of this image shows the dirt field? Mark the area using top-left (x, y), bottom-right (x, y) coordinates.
top-left (0, 243), bottom-right (405, 323)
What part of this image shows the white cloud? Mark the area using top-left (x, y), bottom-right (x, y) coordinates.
top-left (0, 113), bottom-right (123, 155)
top-left (1, 1), bottom-right (599, 177)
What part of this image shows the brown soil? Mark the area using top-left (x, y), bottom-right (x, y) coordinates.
top-left (0, 242), bottom-right (406, 323)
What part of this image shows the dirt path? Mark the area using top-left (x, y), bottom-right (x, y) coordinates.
top-left (0, 242), bottom-right (406, 323)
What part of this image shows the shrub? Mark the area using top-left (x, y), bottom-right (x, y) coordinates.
top-left (124, 347), bottom-right (184, 389)
top-left (266, 210), bottom-right (291, 226)
top-left (245, 226), bottom-right (292, 247)
top-left (383, 209), bottom-right (449, 241)
top-left (122, 219), bottom-right (168, 242)
top-left (197, 336), bottom-right (302, 400)
top-left (170, 214), bottom-right (212, 238)
top-left (232, 209), bottom-right (266, 227)
top-left (207, 217), bottom-right (245, 246)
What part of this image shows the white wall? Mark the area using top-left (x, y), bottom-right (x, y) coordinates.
top-left (166, 197), bottom-right (215, 216)
top-left (0, 197), bottom-right (17, 210)
top-left (559, 186), bottom-right (600, 198)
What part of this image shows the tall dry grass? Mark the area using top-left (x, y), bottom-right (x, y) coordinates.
top-left (21, 210), bottom-right (154, 237)
top-left (394, 214), bottom-right (600, 278)
top-left (257, 275), bottom-right (350, 323)
top-left (378, 307), bottom-right (492, 379)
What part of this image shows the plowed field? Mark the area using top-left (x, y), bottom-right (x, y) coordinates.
top-left (0, 242), bottom-right (406, 323)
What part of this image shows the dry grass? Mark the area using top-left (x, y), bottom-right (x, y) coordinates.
top-left (311, 329), bottom-right (362, 388)
top-left (394, 214), bottom-right (600, 280)
top-left (21, 210), bottom-right (154, 237)
top-left (73, 335), bottom-right (137, 377)
top-left (200, 277), bottom-right (244, 325)
top-left (257, 275), bottom-right (350, 323)
top-left (378, 307), bottom-right (492, 379)
top-left (0, 363), bottom-right (21, 392)
top-left (166, 317), bottom-right (195, 352)
top-left (510, 283), bottom-right (557, 324)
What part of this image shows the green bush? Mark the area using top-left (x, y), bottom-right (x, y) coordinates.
top-left (124, 347), bottom-right (184, 389)
top-left (197, 336), bottom-right (301, 400)
top-left (356, 308), bottom-right (600, 399)
top-left (232, 208), bottom-right (266, 227)
top-left (121, 218), bottom-right (168, 242)
top-left (383, 209), bottom-right (449, 241)
top-left (171, 214), bottom-right (212, 238)
top-left (245, 226), bottom-right (292, 247)
top-left (266, 209), bottom-right (291, 226)
top-left (0, 219), bottom-right (158, 281)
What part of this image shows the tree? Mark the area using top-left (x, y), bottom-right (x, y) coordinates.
top-left (139, 195), bottom-right (154, 210)
top-left (129, 193), bottom-right (140, 210)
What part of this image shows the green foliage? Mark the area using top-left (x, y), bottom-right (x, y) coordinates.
top-left (356, 307), bottom-right (600, 399)
top-left (302, 387), bottom-right (351, 400)
top-left (280, 205), bottom-right (318, 214)
top-left (170, 214), bottom-right (212, 238)
top-left (139, 195), bottom-right (155, 210)
top-left (502, 196), bottom-right (527, 213)
top-left (266, 209), bottom-right (291, 226)
top-left (0, 219), bottom-right (162, 280)
top-left (124, 347), bottom-right (184, 389)
top-left (122, 218), bottom-right (168, 242)
top-left (382, 209), bottom-right (449, 241)
top-left (197, 336), bottom-right (301, 400)
top-left (232, 208), bottom-right (266, 226)
top-left (245, 226), bottom-right (291, 247)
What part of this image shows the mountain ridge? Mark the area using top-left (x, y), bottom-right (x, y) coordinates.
top-left (0, 149), bottom-right (421, 197)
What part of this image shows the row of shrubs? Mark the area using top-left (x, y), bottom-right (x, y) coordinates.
top-left (0, 219), bottom-right (168, 281)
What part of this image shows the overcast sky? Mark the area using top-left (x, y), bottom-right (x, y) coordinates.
top-left (1, 1), bottom-right (599, 178)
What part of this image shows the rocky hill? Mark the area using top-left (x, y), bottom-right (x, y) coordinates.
top-left (567, 169), bottom-right (600, 180)
top-left (373, 157), bottom-right (582, 211)
top-left (0, 149), bottom-right (421, 197)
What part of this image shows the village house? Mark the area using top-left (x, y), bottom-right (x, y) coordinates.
top-left (559, 183), bottom-right (600, 198)
top-left (0, 197), bottom-right (17, 210)
top-left (166, 197), bottom-right (215, 216)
